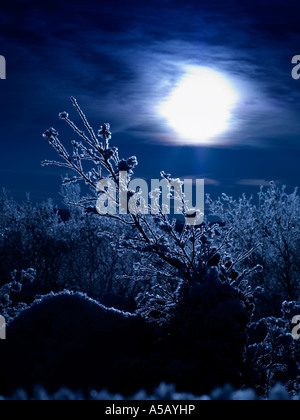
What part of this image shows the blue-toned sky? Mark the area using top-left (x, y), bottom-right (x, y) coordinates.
top-left (0, 0), bottom-right (300, 204)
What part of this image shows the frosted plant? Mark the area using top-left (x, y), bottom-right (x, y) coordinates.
top-left (0, 268), bottom-right (36, 321)
top-left (207, 183), bottom-right (300, 301)
top-left (0, 382), bottom-right (298, 400)
top-left (0, 190), bottom-right (139, 301)
top-left (43, 98), bottom-right (260, 324)
top-left (245, 299), bottom-right (300, 397)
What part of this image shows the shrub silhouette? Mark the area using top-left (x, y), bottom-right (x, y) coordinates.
top-left (0, 291), bottom-right (154, 396)
top-left (0, 284), bottom-right (254, 397)
top-left (141, 268), bottom-right (254, 395)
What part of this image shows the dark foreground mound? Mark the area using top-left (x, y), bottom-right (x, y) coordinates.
top-left (0, 292), bottom-right (154, 396)
top-left (0, 275), bottom-right (255, 397)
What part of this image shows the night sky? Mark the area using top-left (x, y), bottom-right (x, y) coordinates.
top-left (0, 0), bottom-right (300, 205)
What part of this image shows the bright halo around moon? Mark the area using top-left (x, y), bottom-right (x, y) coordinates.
top-left (160, 67), bottom-right (239, 144)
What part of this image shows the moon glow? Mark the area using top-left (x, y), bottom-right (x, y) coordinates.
top-left (160, 67), bottom-right (238, 144)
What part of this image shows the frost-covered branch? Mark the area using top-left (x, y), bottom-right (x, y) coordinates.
top-left (43, 97), bottom-right (262, 322)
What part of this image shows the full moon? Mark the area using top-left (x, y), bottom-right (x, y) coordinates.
top-left (160, 67), bottom-right (238, 144)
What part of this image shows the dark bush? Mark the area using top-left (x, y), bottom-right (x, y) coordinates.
top-left (0, 292), bottom-right (155, 396)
